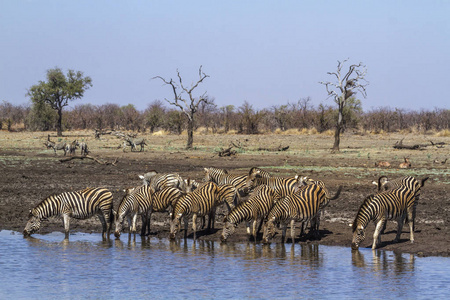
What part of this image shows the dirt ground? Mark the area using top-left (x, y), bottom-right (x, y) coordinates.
top-left (1, 130), bottom-right (448, 257)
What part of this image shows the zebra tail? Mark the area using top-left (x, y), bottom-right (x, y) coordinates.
top-left (330, 186), bottom-right (343, 200)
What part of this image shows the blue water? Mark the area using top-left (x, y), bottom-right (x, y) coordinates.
top-left (0, 230), bottom-right (449, 299)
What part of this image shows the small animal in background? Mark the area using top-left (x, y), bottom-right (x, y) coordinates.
top-left (375, 161), bottom-right (391, 168)
top-left (399, 157), bottom-right (411, 169)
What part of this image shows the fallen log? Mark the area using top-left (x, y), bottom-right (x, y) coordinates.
top-left (258, 145), bottom-right (290, 152)
top-left (218, 147), bottom-right (237, 157)
top-left (59, 155), bottom-right (118, 166)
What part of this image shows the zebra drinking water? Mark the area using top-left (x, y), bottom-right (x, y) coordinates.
top-left (113, 185), bottom-right (153, 238)
top-left (221, 185), bottom-right (281, 242)
top-left (374, 175), bottom-right (428, 232)
top-left (23, 187), bottom-right (114, 240)
top-left (261, 183), bottom-right (340, 244)
top-left (351, 185), bottom-right (416, 250)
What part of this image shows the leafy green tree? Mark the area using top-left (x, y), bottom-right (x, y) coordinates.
top-left (25, 100), bottom-right (57, 131)
top-left (145, 100), bottom-right (166, 133)
top-left (27, 67), bottom-right (92, 136)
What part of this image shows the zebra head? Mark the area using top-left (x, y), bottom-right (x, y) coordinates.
top-left (262, 218), bottom-right (276, 244)
top-left (220, 216), bottom-right (237, 242)
top-left (169, 213), bottom-right (182, 239)
top-left (23, 210), bottom-right (41, 237)
top-left (113, 210), bottom-right (124, 238)
top-left (351, 225), bottom-right (366, 250)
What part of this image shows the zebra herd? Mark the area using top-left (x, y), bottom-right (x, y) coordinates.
top-left (23, 167), bottom-right (428, 250)
top-left (44, 135), bottom-right (90, 156)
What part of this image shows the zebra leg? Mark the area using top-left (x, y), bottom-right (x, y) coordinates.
top-left (407, 210), bottom-right (414, 243)
top-left (146, 212), bottom-right (152, 236)
top-left (394, 216), bottom-right (406, 243)
top-left (373, 219), bottom-right (385, 249)
top-left (245, 222), bottom-right (251, 240)
top-left (62, 214), bottom-right (70, 240)
top-left (183, 217), bottom-right (188, 239)
top-left (281, 223), bottom-right (287, 244)
top-left (290, 219), bottom-right (295, 243)
top-left (140, 214), bottom-right (147, 236)
top-left (131, 214), bottom-right (138, 235)
top-left (193, 214), bottom-right (199, 240)
top-left (252, 220), bottom-right (257, 242)
top-left (97, 214), bottom-right (108, 240)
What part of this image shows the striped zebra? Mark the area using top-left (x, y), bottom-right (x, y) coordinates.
top-left (221, 185), bottom-right (281, 242)
top-left (298, 177), bottom-right (343, 234)
top-left (203, 167), bottom-right (248, 195)
top-left (184, 180), bottom-right (239, 229)
top-left (262, 183), bottom-right (331, 244)
top-left (80, 142), bottom-right (89, 156)
top-left (113, 185), bottom-right (153, 238)
top-left (23, 187), bottom-right (113, 240)
top-left (351, 185), bottom-right (416, 250)
top-left (139, 170), bottom-right (186, 192)
top-left (141, 187), bottom-right (183, 235)
top-left (245, 167), bottom-right (299, 198)
top-left (374, 175), bottom-right (428, 232)
top-left (170, 182), bottom-right (220, 240)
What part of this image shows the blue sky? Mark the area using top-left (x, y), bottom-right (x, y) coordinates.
top-left (1, 1), bottom-right (449, 112)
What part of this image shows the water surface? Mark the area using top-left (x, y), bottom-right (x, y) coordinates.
top-left (0, 230), bottom-right (448, 299)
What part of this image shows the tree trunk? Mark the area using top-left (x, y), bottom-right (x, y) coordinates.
top-left (57, 108), bottom-right (63, 137)
top-left (186, 117), bottom-right (194, 149)
top-left (333, 103), bottom-right (344, 151)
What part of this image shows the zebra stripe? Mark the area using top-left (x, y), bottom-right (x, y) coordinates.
top-left (245, 168), bottom-right (299, 198)
top-left (23, 187), bottom-right (113, 240)
top-left (142, 187), bottom-right (183, 236)
top-left (221, 185), bottom-right (281, 242)
top-left (375, 175), bottom-right (428, 231)
top-left (170, 182), bottom-right (220, 240)
top-left (139, 171), bottom-right (186, 192)
top-left (351, 185), bottom-right (415, 250)
top-left (262, 183), bottom-right (328, 244)
top-left (113, 185), bottom-right (153, 238)
top-left (203, 167), bottom-right (247, 194)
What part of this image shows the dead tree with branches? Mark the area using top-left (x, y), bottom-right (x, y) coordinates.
top-left (320, 59), bottom-right (368, 151)
top-left (153, 66), bottom-right (211, 149)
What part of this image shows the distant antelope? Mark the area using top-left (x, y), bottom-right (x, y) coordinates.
top-left (375, 161), bottom-right (391, 168)
top-left (399, 157), bottom-right (411, 169)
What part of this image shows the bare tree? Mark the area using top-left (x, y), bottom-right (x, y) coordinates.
top-left (320, 59), bottom-right (368, 151)
top-left (153, 66), bottom-right (210, 149)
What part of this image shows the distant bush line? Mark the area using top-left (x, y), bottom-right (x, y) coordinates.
top-left (1, 99), bottom-right (448, 135)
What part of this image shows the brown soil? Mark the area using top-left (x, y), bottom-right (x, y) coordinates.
top-left (1, 130), bottom-right (448, 257)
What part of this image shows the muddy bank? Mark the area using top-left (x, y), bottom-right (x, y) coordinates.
top-left (1, 137), bottom-right (448, 257)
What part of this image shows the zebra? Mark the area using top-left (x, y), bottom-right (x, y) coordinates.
top-left (113, 185), bottom-right (153, 238)
top-left (297, 177), bottom-right (343, 234)
top-left (169, 182), bottom-right (221, 240)
top-left (351, 185), bottom-right (416, 250)
top-left (23, 187), bottom-right (114, 240)
top-left (65, 140), bottom-right (79, 156)
top-left (221, 185), bottom-right (281, 242)
top-left (261, 183), bottom-right (333, 244)
top-left (80, 142), bottom-right (89, 156)
top-left (244, 167), bottom-right (299, 198)
top-left (183, 180), bottom-right (239, 229)
top-left (138, 170), bottom-right (186, 192)
top-left (141, 186), bottom-right (183, 235)
top-left (203, 167), bottom-right (248, 195)
top-left (374, 175), bottom-right (428, 232)
top-left (124, 137), bottom-right (147, 152)
top-left (47, 141), bottom-right (67, 155)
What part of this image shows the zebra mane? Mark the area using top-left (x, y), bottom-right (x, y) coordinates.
top-left (351, 194), bottom-right (374, 232)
